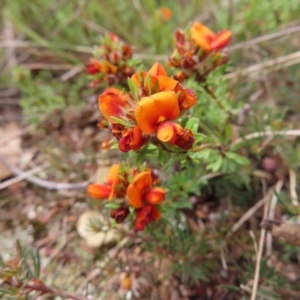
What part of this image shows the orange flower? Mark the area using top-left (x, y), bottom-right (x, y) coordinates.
top-left (127, 171), bottom-right (153, 208)
top-left (190, 22), bottom-right (231, 52)
top-left (134, 88), bottom-right (195, 149)
top-left (144, 187), bottom-right (166, 205)
top-left (135, 91), bottom-right (180, 134)
top-left (134, 205), bottom-right (161, 231)
top-left (98, 88), bottom-right (129, 123)
top-left (127, 171), bottom-right (166, 208)
top-left (87, 164), bottom-right (122, 200)
top-left (131, 63), bottom-right (196, 110)
top-left (159, 7), bottom-right (172, 21)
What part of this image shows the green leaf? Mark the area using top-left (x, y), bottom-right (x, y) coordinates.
top-left (105, 202), bottom-right (120, 209)
top-left (224, 124), bottom-right (232, 143)
top-left (0, 256), bottom-right (5, 268)
top-left (185, 117), bottom-right (199, 133)
top-left (128, 78), bottom-right (139, 101)
top-left (145, 73), bottom-right (152, 95)
top-left (194, 133), bottom-right (206, 143)
top-left (225, 152), bottom-right (250, 165)
top-left (163, 156), bottom-right (176, 173)
top-left (109, 116), bottom-right (131, 127)
top-left (207, 156), bottom-right (223, 172)
top-left (31, 249), bottom-right (41, 278)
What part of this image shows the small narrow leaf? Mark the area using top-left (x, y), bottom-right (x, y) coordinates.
top-left (110, 116), bottom-right (131, 127)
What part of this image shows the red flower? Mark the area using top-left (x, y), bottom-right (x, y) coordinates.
top-left (110, 207), bottom-right (130, 223)
top-left (134, 205), bottom-right (161, 231)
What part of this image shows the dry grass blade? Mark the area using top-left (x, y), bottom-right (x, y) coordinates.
top-left (225, 51), bottom-right (300, 80)
top-left (0, 163), bottom-right (49, 190)
top-left (231, 129), bottom-right (300, 147)
top-left (228, 23), bottom-right (300, 51)
top-left (266, 180), bottom-right (284, 258)
top-left (251, 181), bottom-right (283, 300)
top-left (228, 192), bottom-right (272, 236)
top-left (0, 154), bottom-right (89, 190)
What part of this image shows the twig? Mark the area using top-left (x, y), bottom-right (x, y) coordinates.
top-left (60, 65), bottom-right (84, 82)
top-left (231, 129), bottom-right (300, 148)
top-left (225, 50), bottom-right (300, 80)
top-left (289, 169), bottom-right (300, 208)
top-left (249, 230), bottom-right (258, 255)
top-left (228, 23), bottom-right (300, 51)
top-left (76, 237), bottom-right (129, 293)
top-left (0, 154), bottom-right (89, 190)
top-left (250, 195), bottom-right (270, 300)
top-left (0, 163), bottom-right (49, 190)
top-left (22, 63), bottom-right (75, 70)
top-left (10, 281), bottom-right (86, 300)
top-left (251, 181), bottom-right (283, 300)
top-left (228, 191), bottom-right (272, 236)
top-left (266, 180), bottom-right (284, 258)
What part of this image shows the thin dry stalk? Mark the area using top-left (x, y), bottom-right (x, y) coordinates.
top-left (250, 192), bottom-right (270, 300)
top-left (0, 153), bottom-right (88, 190)
top-left (289, 169), bottom-right (299, 208)
top-left (251, 181), bottom-right (283, 300)
top-left (249, 230), bottom-right (258, 255)
top-left (0, 163), bottom-right (49, 190)
top-left (231, 129), bottom-right (300, 148)
top-left (228, 23), bottom-right (300, 51)
top-left (228, 191), bottom-right (271, 235)
top-left (225, 50), bottom-right (300, 80)
top-left (266, 180), bottom-right (284, 258)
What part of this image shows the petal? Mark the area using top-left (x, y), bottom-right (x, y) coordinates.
top-left (135, 205), bottom-right (153, 222)
top-left (109, 32), bottom-right (119, 42)
top-left (156, 121), bottom-right (176, 142)
top-left (176, 87), bottom-right (197, 111)
top-left (135, 91), bottom-right (180, 134)
top-left (156, 76), bottom-right (179, 91)
top-left (149, 206), bottom-right (161, 221)
top-left (86, 58), bottom-right (102, 75)
top-left (127, 183), bottom-right (143, 208)
top-left (144, 187), bottom-right (166, 205)
top-left (87, 184), bottom-right (112, 199)
top-left (193, 22), bottom-right (215, 39)
top-left (134, 221), bottom-right (145, 231)
top-left (110, 208), bottom-right (130, 223)
top-left (98, 89), bottom-right (128, 122)
top-left (133, 171), bottom-right (153, 191)
top-left (175, 128), bottom-right (195, 150)
top-left (118, 137), bottom-right (131, 152)
top-left (148, 62), bottom-right (168, 76)
top-left (190, 22), bottom-right (215, 51)
top-left (106, 164), bottom-right (120, 185)
top-left (126, 172), bottom-right (152, 208)
top-left (130, 126), bottom-right (145, 151)
top-left (131, 71), bottom-right (147, 87)
top-left (210, 30), bottom-right (232, 51)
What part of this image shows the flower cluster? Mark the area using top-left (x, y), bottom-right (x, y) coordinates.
top-left (87, 164), bottom-right (166, 231)
top-left (168, 22), bottom-right (232, 82)
top-left (98, 62), bottom-right (197, 152)
top-left (86, 33), bottom-right (135, 87)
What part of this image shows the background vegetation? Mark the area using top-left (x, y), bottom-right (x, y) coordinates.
top-left (1, 0), bottom-right (300, 299)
